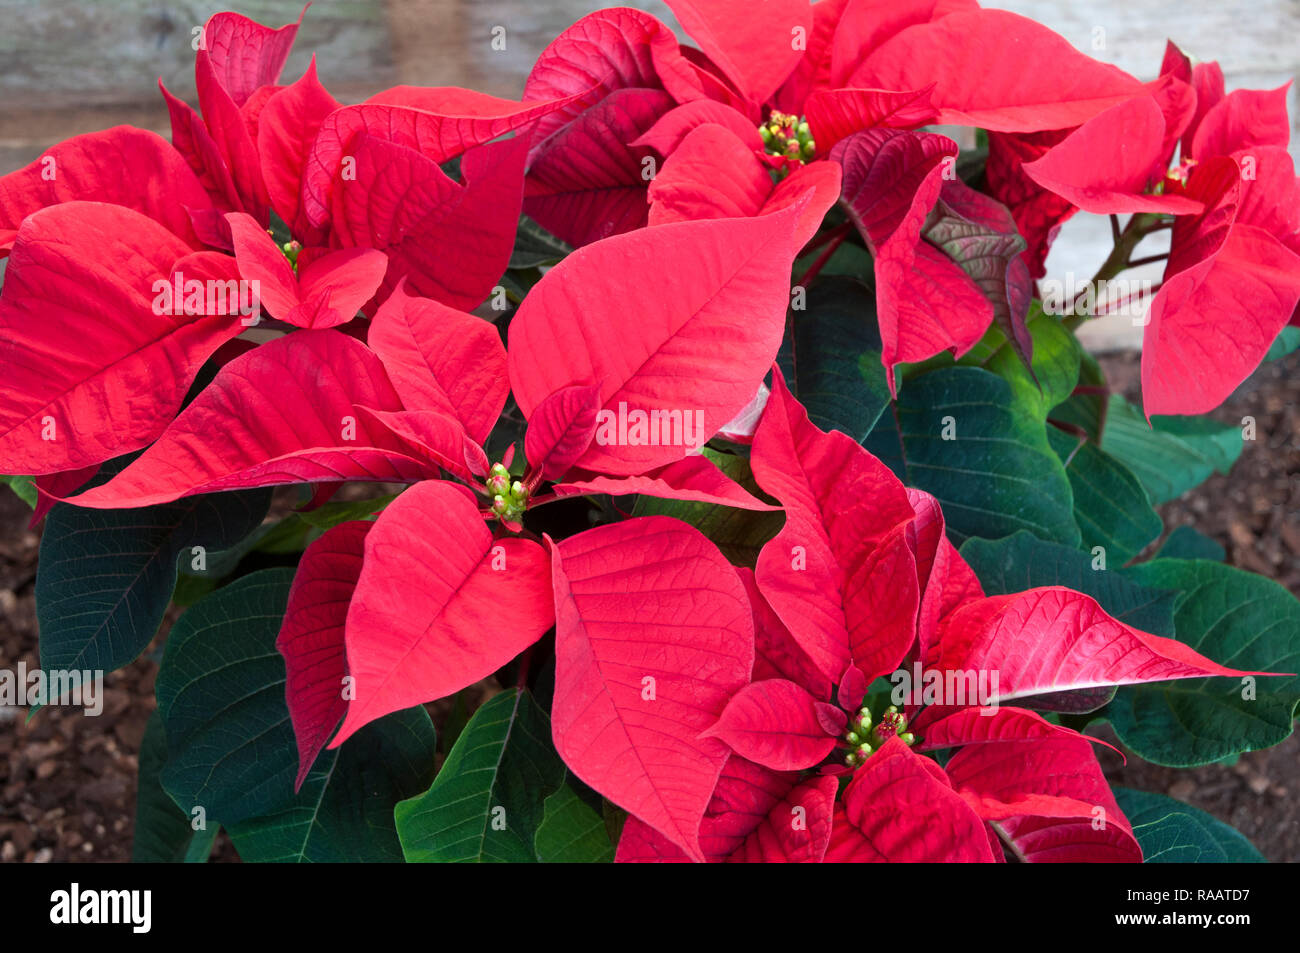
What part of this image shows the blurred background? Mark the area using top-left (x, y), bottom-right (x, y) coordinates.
top-left (0, 1), bottom-right (1297, 862)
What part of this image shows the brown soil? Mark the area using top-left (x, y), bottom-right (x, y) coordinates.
top-left (1, 352), bottom-right (1296, 863)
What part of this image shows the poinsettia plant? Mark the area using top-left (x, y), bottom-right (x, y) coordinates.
top-left (2, 1), bottom-right (1296, 864)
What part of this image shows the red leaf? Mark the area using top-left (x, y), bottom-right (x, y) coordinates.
top-left (523, 7), bottom-right (706, 147)
top-left (331, 480), bottom-right (554, 746)
top-left (555, 454), bottom-right (776, 510)
top-left (823, 737), bottom-right (995, 861)
top-left (615, 755), bottom-right (798, 863)
top-left (550, 517), bottom-right (754, 862)
top-left (985, 128), bottom-right (1075, 280)
top-left (196, 39), bottom-right (271, 219)
top-left (257, 56), bottom-right (341, 232)
top-left (524, 88), bottom-right (673, 248)
top-left (751, 370), bottom-right (918, 681)
top-left (727, 775), bottom-right (837, 863)
top-left (803, 86), bottom-right (938, 153)
top-left (1191, 85), bottom-right (1292, 160)
top-left (913, 704), bottom-right (1108, 754)
top-left (367, 281), bottom-right (508, 443)
top-left (648, 125), bottom-right (773, 225)
top-left (633, 101), bottom-right (762, 157)
top-left (70, 331), bottom-right (441, 508)
top-left (1144, 223), bottom-right (1300, 415)
top-left (703, 679), bottom-right (837, 771)
top-left (662, 0), bottom-right (811, 105)
top-left (945, 734), bottom-right (1141, 862)
top-left (850, 9), bottom-right (1141, 131)
top-left (930, 587), bottom-right (1261, 705)
top-left (301, 92), bottom-right (571, 228)
top-left (739, 568), bottom-right (832, 699)
top-left (834, 128), bottom-right (991, 388)
top-left (277, 519), bottom-right (371, 790)
top-left (648, 125), bottom-right (840, 249)
top-left (0, 127), bottom-right (214, 253)
top-left (828, 0), bottom-right (972, 88)
top-left (226, 211), bottom-right (386, 328)
top-left (1023, 97), bottom-right (1204, 214)
top-left (160, 82), bottom-right (244, 216)
top-left (1143, 155), bottom-right (1300, 415)
top-left (509, 208), bottom-right (800, 476)
top-left (0, 203), bottom-right (243, 474)
top-left (353, 407), bottom-right (489, 481)
top-left (329, 133), bottom-right (527, 310)
top-left (198, 7), bottom-right (304, 108)
top-left (524, 384), bottom-right (602, 482)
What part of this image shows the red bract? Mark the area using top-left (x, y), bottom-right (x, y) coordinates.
top-left (0, 202), bottom-right (245, 474)
top-left (612, 373), bottom-right (1263, 862)
top-left (225, 211), bottom-right (386, 328)
top-left (332, 480), bottom-right (554, 747)
top-left (507, 207), bottom-right (802, 476)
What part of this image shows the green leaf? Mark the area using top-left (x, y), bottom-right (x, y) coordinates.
top-left (1100, 396), bottom-right (1242, 504)
top-left (1047, 426), bottom-right (1161, 565)
top-left (1, 474), bottom-right (36, 508)
top-left (959, 531), bottom-right (1178, 637)
top-left (132, 711), bottom-right (217, 862)
top-left (778, 276), bottom-right (890, 440)
top-left (36, 485), bottom-right (270, 677)
top-left (1264, 325), bottom-right (1300, 362)
top-left (864, 367), bottom-right (1079, 545)
top-left (1154, 525), bottom-right (1225, 562)
top-left (1113, 788), bottom-right (1264, 862)
top-left (1102, 559), bottom-right (1300, 766)
top-left (509, 214), bottom-right (572, 269)
top-left (632, 448), bottom-right (783, 566)
top-left (1048, 349), bottom-right (1106, 440)
top-left (228, 707), bottom-right (437, 862)
top-left (983, 305), bottom-right (1081, 413)
top-left (157, 568), bottom-right (298, 826)
top-left (534, 775), bottom-right (615, 863)
top-left (395, 688), bottom-right (564, 862)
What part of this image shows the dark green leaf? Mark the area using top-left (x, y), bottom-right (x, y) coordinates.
top-left (1264, 325), bottom-right (1300, 362)
top-left (1103, 559), bottom-right (1300, 766)
top-left (1100, 396), bottom-right (1242, 504)
top-left (1047, 426), bottom-right (1161, 565)
top-left (157, 568), bottom-right (298, 826)
top-left (1154, 525), bottom-right (1225, 562)
top-left (395, 688), bottom-right (564, 862)
top-left (1113, 788), bottom-right (1264, 862)
top-left (131, 711), bottom-right (217, 863)
top-left (959, 531), bottom-right (1177, 637)
top-left (37, 485), bottom-right (270, 677)
top-left (865, 367), bottom-right (1078, 545)
top-left (534, 774), bottom-right (615, 863)
top-left (778, 276), bottom-right (890, 440)
top-left (228, 707), bottom-right (437, 862)
top-left (509, 214), bottom-right (572, 269)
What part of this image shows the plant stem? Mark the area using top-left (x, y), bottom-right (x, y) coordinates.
top-left (1063, 212), bottom-right (1167, 331)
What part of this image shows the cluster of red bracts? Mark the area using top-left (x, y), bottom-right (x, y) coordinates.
top-left (0, 1), bottom-right (1288, 862)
